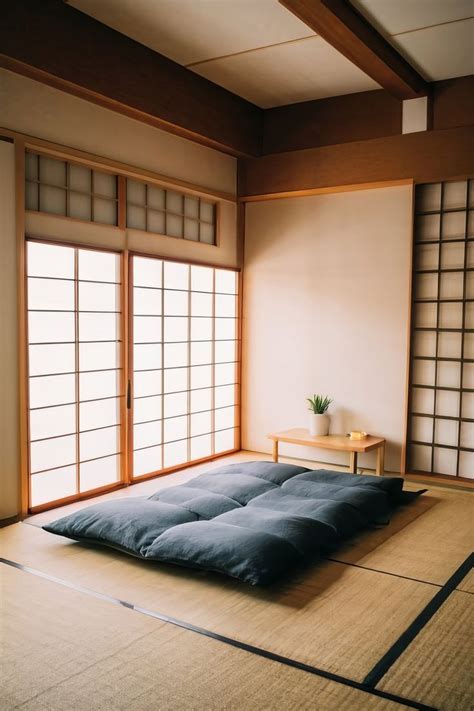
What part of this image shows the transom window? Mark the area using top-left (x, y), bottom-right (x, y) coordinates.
top-left (126, 179), bottom-right (217, 244)
top-left (25, 152), bottom-right (118, 226)
top-left (24, 151), bottom-right (218, 246)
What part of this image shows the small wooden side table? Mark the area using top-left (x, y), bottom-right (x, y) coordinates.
top-left (267, 428), bottom-right (385, 475)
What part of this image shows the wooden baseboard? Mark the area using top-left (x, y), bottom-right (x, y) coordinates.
top-left (0, 514), bottom-right (23, 528)
top-left (404, 472), bottom-right (474, 491)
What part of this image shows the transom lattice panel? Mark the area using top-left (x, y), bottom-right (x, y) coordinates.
top-left (25, 152), bottom-right (118, 226)
top-left (127, 180), bottom-right (217, 244)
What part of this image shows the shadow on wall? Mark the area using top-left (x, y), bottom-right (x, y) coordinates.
top-left (329, 407), bottom-right (355, 436)
top-left (243, 201), bottom-right (312, 263)
top-left (329, 407), bottom-right (401, 472)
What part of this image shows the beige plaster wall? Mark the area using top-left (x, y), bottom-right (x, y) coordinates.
top-left (242, 185), bottom-right (413, 473)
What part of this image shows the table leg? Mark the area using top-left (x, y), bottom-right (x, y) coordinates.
top-left (272, 440), bottom-right (279, 463)
top-left (376, 444), bottom-right (385, 476)
top-left (349, 451), bottom-right (358, 474)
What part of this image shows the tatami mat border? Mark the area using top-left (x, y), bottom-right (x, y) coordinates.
top-left (1, 557), bottom-right (437, 711)
top-left (327, 556), bottom-right (474, 595)
top-left (326, 557), bottom-right (443, 589)
top-left (364, 552), bottom-right (474, 688)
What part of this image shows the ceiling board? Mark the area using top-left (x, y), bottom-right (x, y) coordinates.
top-left (67, 0), bottom-right (473, 109)
top-left (1, 0), bottom-right (263, 156)
top-left (351, 0), bottom-right (473, 37)
top-left (279, 0), bottom-right (428, 99)
top-left (68, 0), bottom-right (314, 66)
top-left (392, 19), bottom-right (474, 81)
top-left (191, 35), bottom-right (379, 108)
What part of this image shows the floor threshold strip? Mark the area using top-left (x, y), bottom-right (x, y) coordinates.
top-left (1, 557), bottom-right (436, 711)
top-left (363, 551), bottom-right (474, 688)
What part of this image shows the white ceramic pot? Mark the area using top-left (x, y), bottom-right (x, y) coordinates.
top-left (309, 413), bottom-right (329, 436)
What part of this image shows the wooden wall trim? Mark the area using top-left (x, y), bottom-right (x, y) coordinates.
top-left (0, 514), bottom-right (23, 528)
top-left (0, 127), bottom-right (236, 203)
top-left (401, 184), bottom-right (416, 475)
top-left (0, 0), bottom-right (262, 158)
top-left (261, 77), bottom-right (472, 156)
top-left (0, 1), bottom-right (470, 161)
top-left (262, 89), bottom-right (402, 154)
top-left (14, 140), bottom-right (29, 516)
top-left (240, 179), bottom-right (413, 202)
top-left (239, 126), bottom-right (474, 200)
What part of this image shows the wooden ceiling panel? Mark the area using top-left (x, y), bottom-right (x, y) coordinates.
top-left (279, 0), bottom-right (429, 98)
top-left (192, 35), bottom-right (379, 108)
top-left (69, 0), bottom-right (314, 66)
top-left (2, 0), bottom-right (471, 159)
top-left (351, 0), bottom-right (473, 37)
top-left (58, 0), bottom-right (471, 111)
top-left (66, 0), bottom-right (471, 108)
top-left (392, 19), bottom-right (474, 82)
top-left (0, 0), bottom-right (263, 157)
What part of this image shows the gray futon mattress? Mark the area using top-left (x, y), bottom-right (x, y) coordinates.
top-left (43, 461), bottom-right (424, 585)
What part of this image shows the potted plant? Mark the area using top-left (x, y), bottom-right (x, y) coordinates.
top-left (307, 394), bottom-right (332, 436)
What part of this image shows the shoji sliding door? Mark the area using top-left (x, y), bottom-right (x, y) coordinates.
top-left (131, 256), bottom-right (239, 479)
top-left (27, 240), bottom-right (124, 508)
top-left (407, 179), bottom-right (473, 479)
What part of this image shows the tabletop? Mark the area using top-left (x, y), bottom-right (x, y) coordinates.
top-left (267, 428), bottom-right (385, 452)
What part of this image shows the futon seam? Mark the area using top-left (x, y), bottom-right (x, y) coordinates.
top-left (0, 556), bottom-right (436, 711)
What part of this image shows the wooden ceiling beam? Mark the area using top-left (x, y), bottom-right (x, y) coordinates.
top-left (278, 0), bottom-right (429, 99)
top-left (0, 0), bottom-right (262, 157)
top-left (239, 126), bottom-right (474, 199)
top-left (263, 89), bottom-right (402, 154)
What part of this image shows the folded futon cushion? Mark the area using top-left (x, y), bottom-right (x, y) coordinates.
top-left (43, 461), bottom-right (424, 585)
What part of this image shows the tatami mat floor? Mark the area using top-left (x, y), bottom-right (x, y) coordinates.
top-left (1, 451), bottom-right (473, 710)
top-left (2, 563), bottom-right (410, 711)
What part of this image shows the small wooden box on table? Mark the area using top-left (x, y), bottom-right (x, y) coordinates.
top-left (267, 428), bottom-right (385, 475)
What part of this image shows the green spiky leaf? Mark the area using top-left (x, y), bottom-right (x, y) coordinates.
top-left (307, 394), bottom-right (332, 414)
